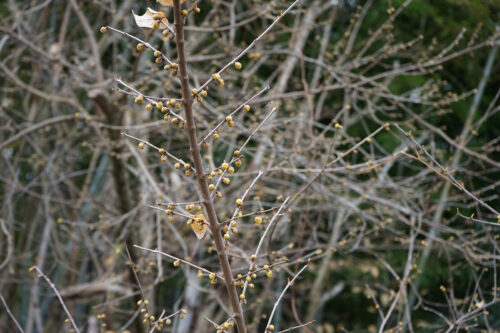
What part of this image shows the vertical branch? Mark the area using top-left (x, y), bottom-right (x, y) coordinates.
top-left (172, 1), bottom-right (247, 332)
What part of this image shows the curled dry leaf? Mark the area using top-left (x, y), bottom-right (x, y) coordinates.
top-left (132, 7), bottom-right (168, 29)
top-left (191, 214), bottom-right (208, 240)
top-left (158, 0), bottom-right (187, 7)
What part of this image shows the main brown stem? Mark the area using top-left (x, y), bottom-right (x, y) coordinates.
top-left (172, 2), bottom-right (247, 332)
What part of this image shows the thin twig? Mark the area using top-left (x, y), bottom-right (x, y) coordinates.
top-left (29, 266), bottom-right (80, 333)
top-left (196, 0), bottom-right (302, 92)
top-left (105, 26), bottom-right (173, 65)
top-left (265, 263), bottom-right (309, 332)
top-left (0, 294), bottom-right (24, 333)
top-left (134, 245), bottom-right (224, 281)
top-left (277, 320), bottom-right (315, 333)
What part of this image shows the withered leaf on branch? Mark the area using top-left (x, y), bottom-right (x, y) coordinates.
top-left (191, 214), bottom-right (208, 240)
top-left (132, 7), bottom-right (168, 29)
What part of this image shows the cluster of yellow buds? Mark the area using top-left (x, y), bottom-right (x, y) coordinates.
top-left (212, 73), bottom-right (225, 87)
top-left (225, 115), bottom-right (235, 127)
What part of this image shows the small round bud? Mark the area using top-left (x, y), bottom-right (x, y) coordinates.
top-left (197, 270), bottom-right (203, 279)
top-left (156, 101), bottom-right (163, 109)
top-left (222, 177), bottom-right (230, 185)
top-left (154, 50), bottom-right (161, 58)
top-left (184, 163), bottom-right (190, 170)
top-left (235, 62), bottom-right (242, 70)
top-left (255, 216), bottom-right (262, 225)
top-left (185, 170), bottom-right (191, 176)
top-left (209, 273), bottom-right (216, 280)
top-left (235, 198), bottom-right (243, 206)
top-left (181, 9), bottom-right (188, 16)
top-left (212, 73), bottom-right (221, 81)
top-left (164, 64), bottom-right (171, 71)
top-left (267, 324), bottom-right (275, 331)
top-left (216, 191), bottom-right (222, 198)
top-left (217, 79), bottom-right (224, 87)
top-left (100, 27), bottom-right (107, 33)
top-left (138, 142), bottom-right (145, 150)
top-left (230, 220), bottom-right (237, 227)
top-left (162, 29), bottom-right (169, 37)
top-left (228, 121), bottom-right (235, 127)
top-left (224, 233), bottom-right (230, 240)
top-left (235, 160), bottom-right (242, 167)
top-left (250, 254), bottom-right (256, 261)
top-left (135, 95), bottom-right (144, 104)
top-left (225, 116), bottom-right (232, 122)
top-left (243, 105), bottom-right (251, 112)
top-left (221, 162), bottom-right (229, 170)
top-left (192, 88), bottom-right (198, 95)
top-left (194, 7), bottom-right (201, 14)
top-left (174, 163), bottom-right (181, 169)
top-left (136, 43), bottom-right (144, 51)
top-left (200, 90), bottom-right (208, 97)
top-left (228, 166), bottom-right (235, 174)
top-left (266, 270), bottom-right (273, 278)
top-left (239, 294), bottom-right (245, 300)
top-left (161, 155), bottom-right (167, 162)
top-left (173, 260), bottom-right (180, 267)
top-left (208, 184), bottom-right (215, 191)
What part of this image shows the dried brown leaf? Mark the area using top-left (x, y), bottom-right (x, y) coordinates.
top-left (190, 214), bottom-right (208, 240)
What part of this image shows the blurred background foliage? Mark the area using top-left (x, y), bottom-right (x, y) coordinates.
top-left (1, 0), bottom-right (499, 332)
